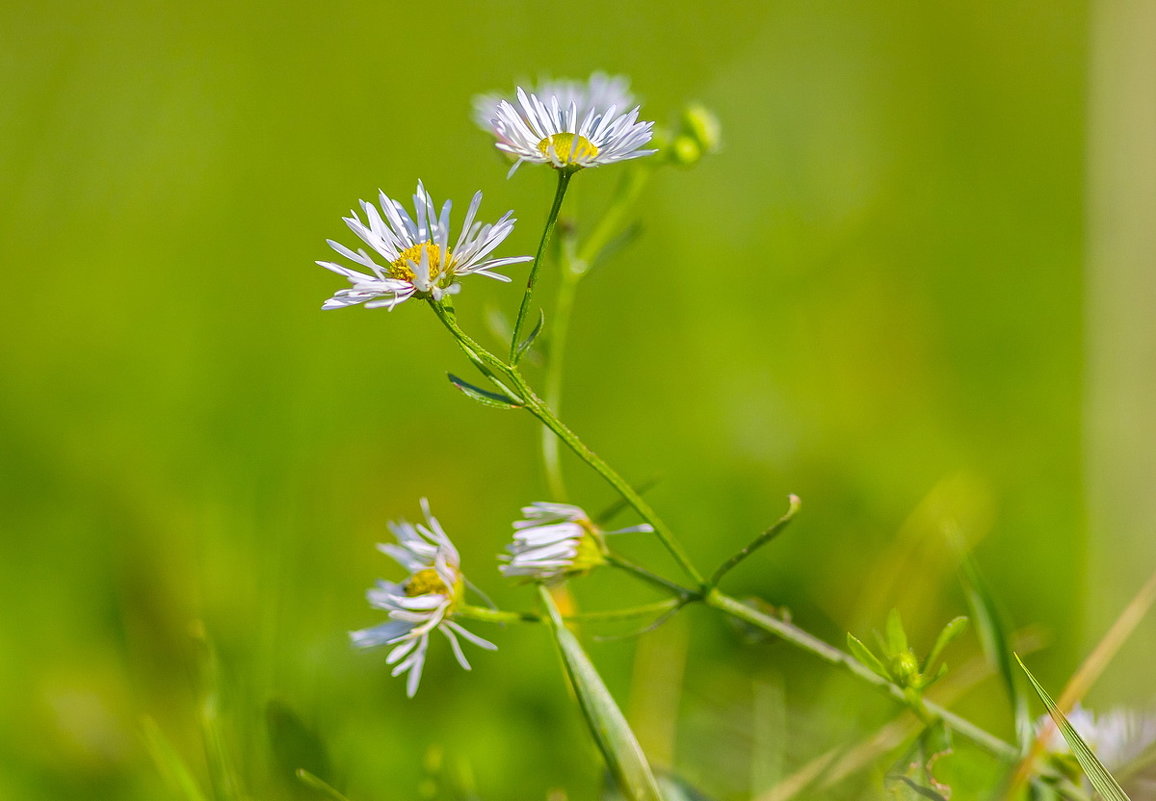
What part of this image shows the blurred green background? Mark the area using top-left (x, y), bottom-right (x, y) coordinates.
top-left (3, 0), bottom-right (1154, 798)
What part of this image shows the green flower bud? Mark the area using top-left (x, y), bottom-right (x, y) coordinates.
top-left (889, 650), bottom-right (921, 687)
top-left (681, 103), bottom-right (721, 155)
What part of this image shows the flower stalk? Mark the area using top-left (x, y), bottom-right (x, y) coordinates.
top-left (510, 170), bottom-right (572, 363)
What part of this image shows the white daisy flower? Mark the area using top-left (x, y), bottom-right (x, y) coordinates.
top-left (485, 87), bottom-right (657, 175)
top-left (473, 72), bottom-right (635, 136)
top-left (1038, 705), bottom-right (1156, 772)
top-left (500, 502), bottom-right (653, 582)
top-left (317, 182), bottom-right (531, 310)
top-left (350, 499), bottom-right (496, 697)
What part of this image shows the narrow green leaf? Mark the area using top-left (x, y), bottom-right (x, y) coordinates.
top-left (846, 633), bottom-right (890, 681)
top-left (457, 347), bottom-right (525, 401)
top-left (267, 700), bottom-right (331, 793)
top-left (539, 587), bottom-right (665, 801)
top-left (516, 309), bottom-right (546, 359)
top-left (923, 616), bottom-right (969, 675)
top-left (1016, 655), bottom-right (1132, 801)
top-left (447, 373), bottom-right (522, 409)
top-left (140, 716), bottom-right (210, 801)
top-left (296, 769), bottom-right (354, 801)
top-left (961, 556), bottom-right (1031, 748)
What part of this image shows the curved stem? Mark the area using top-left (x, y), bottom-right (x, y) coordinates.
top-left (568, 598), bottom-right (683, 622)
top-left (428, 299), bottom-right (510, 373)
top-left (508, 370), bottom-right (706, 588)
top-left (710, 494), bottom-right (801, 587)
top-left (430, 300), bottom-right (702, 589)
top-left (511, 170), bottom-right (573, 363)
top-left (456, 601), bottom-right (683, 625)
top-left (427, 301), bottom-right (702, 586)
top-left (424, 301), bottom-right (1013, 762)
top-left (577, 166), bottom-right (651, 266)
top-left (456, 605), bottom-right (540, 624)
top-left (606, 553), bottom-right (696, 599)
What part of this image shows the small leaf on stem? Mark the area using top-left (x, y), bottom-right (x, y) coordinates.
top-left (447, 373), bottom-right (523, 409)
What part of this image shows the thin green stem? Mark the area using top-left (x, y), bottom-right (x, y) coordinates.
top-left (541, 237), bottom-right (581, 500)
top-left (456, 600), bottom-right (681, 625)
top-left (704, 589), bottom-right (1020, 762)
top-left (428, 300), bottom-right (500, 364)
top-left (511, 170), bottom-right (573, 363)
top-left (577, 166), bottom-right (651, 266)
top-left (541, 167), bottom-right (651, 500)
top-left (429, 299), bottom-right (704, 588)
top-left (568, 598), bottom-right (683, 622)
top-left (456, 605), bottom-right (540, 624)
top-left (509, 372), bottom-right (706, 588)
top-left (710, 494), bottom-right (802, 587)
top-left (606, 553), bottom-right (696, 599)
top-left (425, 302), bottom-right (1012, 761)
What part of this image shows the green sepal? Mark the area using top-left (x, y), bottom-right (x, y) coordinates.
top-left (539, 587), bottom-right (665, 801)
top-left (1016, 654), bottom-right (1132, 801)
top-left (923, 616), bottom-right (969, 675)
top-left (847, 633), bottom-right (890, 681)
top-left (962, 556), bottom-right (1032, 749)
top-left (447, 373), bottom-right (523, 409)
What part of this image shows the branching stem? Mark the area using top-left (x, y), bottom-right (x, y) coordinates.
top-left (426, 298), bottom-right (1017, 764)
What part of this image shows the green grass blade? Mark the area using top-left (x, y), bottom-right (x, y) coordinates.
top-left (961, 556), bottom-right (1031, 749)
top-left (540, 586), bottom-right (665, 801)
top-left (1016, 655), bottom-right (1131, 801)
top-left (140, 716), bottom-right (210, 801)
top-left (296, 769), bottom-right (354, 801)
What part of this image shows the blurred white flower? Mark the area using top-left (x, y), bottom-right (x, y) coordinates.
top-left (351, 499), bottom-right (496, 697)
top-left (473, 72), bottom-right (635, 135)
top-left (1038, 704), bottom-right (1156, 779)
top-left (482, 85), bottom-right (656, 175)
top-left (318, 182), bottom-right (531, 310)
top-left (500, 502), bottom-right (652, 581)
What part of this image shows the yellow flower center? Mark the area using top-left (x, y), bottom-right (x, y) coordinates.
top-left (389, 242), bottom-right (454, 283)
top-left (537, 133), bottom-right (599, 166)
top-left (405, 568), bottom-right (450, 597)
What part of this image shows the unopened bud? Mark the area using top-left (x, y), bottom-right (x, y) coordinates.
top-left (889, 650), bottom-right (921, 687)
top-left (681, 103), bottom-right (721, 155)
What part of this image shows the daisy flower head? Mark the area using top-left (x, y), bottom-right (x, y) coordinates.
top-left (485, 86), bottom-right (657, 176)
top-left (473, 72), bottom-right (635, 135)
top-left (317, 182), bottom-right (531, 311)
top-left (1038, 705), bottom-right (1156, 775)
top-left (350, 499), bottom-right (496, 697)
top-left (500, 502), bottom-right (653, 582)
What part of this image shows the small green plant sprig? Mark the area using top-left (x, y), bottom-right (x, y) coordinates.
top-left (313, 72), bottom-right (1145, 801)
